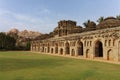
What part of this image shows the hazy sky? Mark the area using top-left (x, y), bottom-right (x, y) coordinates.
top-left (0, 0), bottom-right (120, 33)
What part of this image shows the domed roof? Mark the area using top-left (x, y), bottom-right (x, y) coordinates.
top-left (97, 17), bottom-right (120, 29)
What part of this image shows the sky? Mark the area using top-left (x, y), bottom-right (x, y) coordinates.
top-left (0, 0), bottom-right (120, 33)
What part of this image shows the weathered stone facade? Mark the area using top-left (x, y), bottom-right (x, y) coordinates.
top-left (31, 18), bottom-right (120, 62)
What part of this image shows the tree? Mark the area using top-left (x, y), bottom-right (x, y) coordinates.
top-left (116, 15), bottom-right (120, 20)
top-left (97, 16), bottom-right (104, 23)
top-left (83, 20), bottom-right (90, 28)
top-left (25, 41), bottom-right (31, 50)
top-left (0, 32), bottom-right (16, 50)
top-left (83, 20), bottom-right (96, 28)
top-left (5, 35), bottom-right (16, 50)
top-left (7, 32), bottom-right (18, 40)
top-left (0, 33), bottom-right (6, 49)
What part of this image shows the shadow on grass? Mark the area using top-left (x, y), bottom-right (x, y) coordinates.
top-left (0, 57), bottom-right (67, 72)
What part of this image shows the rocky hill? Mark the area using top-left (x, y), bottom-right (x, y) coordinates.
top-left (7, 28), bottom-right (42, 47)
top-left (8, 28), bottom-right (42, 39)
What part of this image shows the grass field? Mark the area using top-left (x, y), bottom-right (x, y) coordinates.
top-left (0, 51), bottom-right (120, 80)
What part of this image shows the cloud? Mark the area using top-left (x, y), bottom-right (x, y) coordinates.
top-left (0, 9), bottom-right (41, 23)
top-left (0, 8), bottom-right (55, 33)
top-left (39, 8), bottom-right (51, 14)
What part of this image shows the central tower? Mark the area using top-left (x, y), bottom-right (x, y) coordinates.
top-left (53, 20), bottom-right (82, 37)
top-left (58, 20), bottom-right (76, 36)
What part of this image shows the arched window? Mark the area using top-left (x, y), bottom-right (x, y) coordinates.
top-left (108, 40), bottom-right (111, 46)
top-left (113, 39), bottom-right (115, 46)
top-left (90, 41), bottom-right (92, 46)
top-left (84, 41), bottom-right (86, 46)
top-left (87, 41), bottom-right (89, 46)
top-left (105, 40), bottom-right (107, 46)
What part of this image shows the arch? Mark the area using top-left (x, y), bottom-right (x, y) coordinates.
top-left (108, 40), bottom-right (111, 46)
top-left (113, 39), bottom-right (115, 46)
top-left (60, 48), bottom-right (63, 55)
top-left (71, 49), bottom-right (75, 56)
top-left (55, 43), bottom-right (58, 54)
top-left (51, 48), bottom-right (54, 54)
top-left (47, 43), bottom-right (50, 53)
top-left (86, 49), bottom-right (89, 58)
top-left (42, 47), bottom-right (44, 52)
top-left (84, 41), bottom-right (86, 46)
top-left (87, 41), bottom-right (89, 46)
top-left (95, 41), bottom-right (103, 57)
top-left (47, 47), bottom-right (50, 53)
top-left (77, 41), bottom-right (83, 56)
top-left (90, 41), bottom-right (92, 46)
top-left (105, 40), bottom-right (107, 46)
top-left (65, 42), bottom-right (70, 55)
top-left (107, 49), bottom-right (113, 61)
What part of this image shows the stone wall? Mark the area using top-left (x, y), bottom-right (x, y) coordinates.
top-left (31, 26), bottom-right (120, 62)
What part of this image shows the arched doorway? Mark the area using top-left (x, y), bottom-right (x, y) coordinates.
top-left (47, 43), bottom-right (50, 53)
top-left (55, 43), bottom-right (58, 54)
top-left (95, 41), bottom-right (103, 57)
top-left (107, 49), bottom-right (113, 61)
top-left (42, 47), bottom-right (44, 52)
top-left (86, 49), bottom-right (89, 58)
top-left (65, 42), bottom-right (70, 55)
top-left (47, 47), bottom-right (50, 53)
top-left (77, 41), bottom-right (83, 56)
top-left (51, 48), bottom-right (54, 54)
top-left (71, 49), bottom-right (75, 56)
top-left (60, 48), bottom-right (63, 55)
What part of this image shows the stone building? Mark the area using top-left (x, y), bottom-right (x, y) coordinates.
top-left (53, 20), bottom-right (82, 37)
top-left (31, 17), bottom-right (120, 62)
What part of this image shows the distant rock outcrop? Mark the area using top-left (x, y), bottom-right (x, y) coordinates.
top-left (18, 30), bottom-right (41, 39)
top-left (7, 28), bottom-right (42, 39)
top-left (7, 28), bottom-right (42, 47)
top-left (8, 28), bottom-right (19, 34)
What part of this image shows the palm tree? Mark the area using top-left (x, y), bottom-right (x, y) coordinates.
top-left (83, 20), bottom-right (90, 28)
top-left (116, 15), bottom-right (120, 20)
top-left (97, 16), bottom-right (104, 23)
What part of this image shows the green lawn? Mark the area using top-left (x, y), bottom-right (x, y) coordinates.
top-left (0, 51), bottom-right (120, 80)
